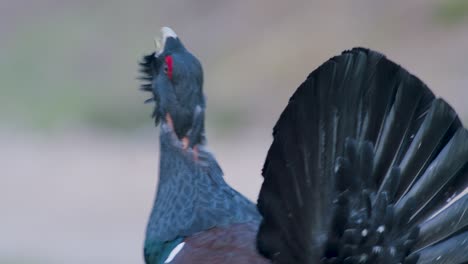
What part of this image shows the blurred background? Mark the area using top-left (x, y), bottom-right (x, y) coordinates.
top-left (1, 0), bottom-right (467, 263)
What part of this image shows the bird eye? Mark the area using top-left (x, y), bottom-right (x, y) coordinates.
top-left (163, 64), bottom-right (168, 74)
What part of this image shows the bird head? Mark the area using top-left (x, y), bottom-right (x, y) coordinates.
top-left (140, 27), bottom-right (205, 142)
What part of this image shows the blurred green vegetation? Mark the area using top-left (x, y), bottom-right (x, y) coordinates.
top-left (435, 0), bottom-right (468, 24)
top-left (0, 2), bottom-right (255, 133)
top-left (1, 1), bottom-right (467, 134)
top-left (0, 2), bottom-right (151, 131)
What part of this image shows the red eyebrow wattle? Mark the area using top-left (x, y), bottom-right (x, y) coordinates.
top-left (165, 55), bottom-right (173, 80)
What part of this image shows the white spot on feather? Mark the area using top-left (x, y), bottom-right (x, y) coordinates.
top-left (361, 229), bottom-right (368, 237)
top-left (164, 242), bottom-right (185, 263)
top-left (389, 246), bottom-right (396, 256)
top-left (428, 188), bottom-right (467, 221)
top-left (377, 225), bottom-right (385, 233)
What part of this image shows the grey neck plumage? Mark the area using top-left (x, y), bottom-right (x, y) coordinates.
top-left (145, 131), bottom-right (261, 243)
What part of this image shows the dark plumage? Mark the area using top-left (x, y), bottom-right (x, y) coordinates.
top-left (139, 33), bottom-right (205, 142)
top-left (257, 48), bottom-right (468, 264)
top-left (164, 223), bottom-right (269, 263)
top-left (139, 28), bottom-right (467, 264)
top-left (141, 28), bottom-right (264, 264)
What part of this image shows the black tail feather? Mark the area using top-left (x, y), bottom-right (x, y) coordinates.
top-left (396, 99), bottom-right (459, 199)
top-left (394, 128), bottom-right (468, 224)
top-left (257, 48), bottom-right (468, 264)
top-left (413, 231), bottom-right (468, 264)
top-left (416, 194), bottom-right (467, 250)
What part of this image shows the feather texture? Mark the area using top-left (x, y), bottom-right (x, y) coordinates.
top-left (257, 48), bottom-right (468, 264)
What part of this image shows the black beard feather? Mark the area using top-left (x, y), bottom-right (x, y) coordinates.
top-left (139, 52), bottom-right (162, 125)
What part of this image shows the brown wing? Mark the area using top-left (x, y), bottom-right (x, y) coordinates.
top-left (169, 222), bottom-right (270, 263)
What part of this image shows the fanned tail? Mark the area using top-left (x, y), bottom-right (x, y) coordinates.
top-left (257, 48), bottom-right (468, 264)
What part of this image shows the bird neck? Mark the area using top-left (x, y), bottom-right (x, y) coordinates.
top-left (145, 135), bottom-right (261, 243)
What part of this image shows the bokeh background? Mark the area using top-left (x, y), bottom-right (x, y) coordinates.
top-left (1, 0), bottom-right (468, 263)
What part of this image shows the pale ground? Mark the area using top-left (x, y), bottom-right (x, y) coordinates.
top-left (1, 129), bottom-right (272, 263)
top-left (2, 106), bottom-right (468, 263)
